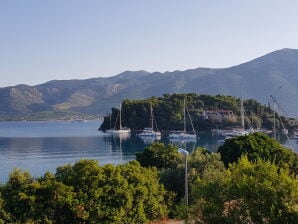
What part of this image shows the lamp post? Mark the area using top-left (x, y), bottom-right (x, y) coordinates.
top-left (178, 148), bottom-right (189, 208)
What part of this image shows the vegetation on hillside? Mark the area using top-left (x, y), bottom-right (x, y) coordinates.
top-left (100, 93), bottom-right (278, 131)
top-left (2, 49), bottom-right (298, 119)
top-left (0, 110), bottom-right (97, 121)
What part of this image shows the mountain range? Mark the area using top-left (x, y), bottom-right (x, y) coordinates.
top-left (1, 48), bottom-right (298, 119)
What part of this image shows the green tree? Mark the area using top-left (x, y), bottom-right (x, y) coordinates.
top-left (190, 165), bottom-right (229, 223)
top-left (1, 169), bottom-right (34, 223)
top-left (1, 169), bottom-right (75, 223)
top-left (0, 192), bottom-right (11, 224)
top-left (55, 159), bottom-right (169, 223)
top-left (188, 147), bottom-right (225, 180)
top-left (136, 142), bottom-right (182, 169)
top-left (190, 156), bottom-right (298, 224)
top-left (225, 156), bottom-right (298, 224)
top-left (218, 133), bottom-right (298, 174)
top-left (1, 160), bottom-right (169, 223)
top-left (137, 143), bottom-right (226, 219)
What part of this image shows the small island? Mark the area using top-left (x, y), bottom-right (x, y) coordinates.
top-left (100, 93), bottom-right (288, 133)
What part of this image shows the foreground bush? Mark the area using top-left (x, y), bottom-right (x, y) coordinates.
top-left (218, 132), bottom-right (298, 174)
top-left (190, 156), bottom-right (298, 224)
top-left (1, 160), bottom-right (169, 224)
top-left (136, 140), bottom-right (298, 223)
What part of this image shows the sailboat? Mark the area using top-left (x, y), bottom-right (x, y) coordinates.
top-left (223, 90), bottom-right (250, 138)
top-left (105, 113), bottom-right (115, 133)
top-left (169, 98), bottom-right (197, 140)
top-left (107, 103), bottom-right (131, 134)
top-left (138, 103), bottom-right (161, 138)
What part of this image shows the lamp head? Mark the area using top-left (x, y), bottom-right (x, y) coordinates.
top-left (178, 148), bottom-right (189, 156)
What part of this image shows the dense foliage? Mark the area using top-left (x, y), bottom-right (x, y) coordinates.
top-left (136, 143), bottom-right (225, 215)
top-left (100, 93), bottom-right (274, 131)
top-left (218, 132), bottom-right (298, 174)
top-left (190, 156), bottom-right (298, 224)
top-left (136, 142), bottom-right (182, 169)
top-left (1, 134), bottom-right (298, 223)
top-left (136, 137), bottom-right (298, 223)
top-left (0, 160), bottom-right (169, 224)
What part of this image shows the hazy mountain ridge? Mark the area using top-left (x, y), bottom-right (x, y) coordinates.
top-left (1, 48), bottom-right (298, 118)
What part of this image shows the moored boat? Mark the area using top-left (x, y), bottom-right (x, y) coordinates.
top-left (138, 104), bottom-right (161, 138)
top-left (106, 103), bottom-right (131, 134)
top-left (169, 98), bottom-right (197, 140)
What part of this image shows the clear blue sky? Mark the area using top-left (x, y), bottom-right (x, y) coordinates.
top-left (1, 0), bottom-right (298, 87)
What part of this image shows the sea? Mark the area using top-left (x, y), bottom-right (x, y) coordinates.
top-left (0, 120), bottom-right (297, 183)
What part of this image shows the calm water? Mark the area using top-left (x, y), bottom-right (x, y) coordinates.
top-left (0, 121), bottom-right (297, 182)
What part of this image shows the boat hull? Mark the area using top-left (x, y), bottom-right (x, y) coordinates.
top-left (169, 133), bottom-right (197, 139)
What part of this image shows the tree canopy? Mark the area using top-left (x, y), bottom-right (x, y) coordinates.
top-left (136, 142), bottom-right (182, 169)
top-left (0, 160), bottom-right (169, 224)
top-left (218, 132), bottom-right (298, 174)
top-left (1, 134), bottom-right (298, 223)
top-left (190, 156), bottom-right (298, 224)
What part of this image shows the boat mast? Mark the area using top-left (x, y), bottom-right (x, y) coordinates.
top-left (270, 95), bottom-right (277, 139)
top-left (241, 89), bottom-right (245, 130)
top-left (271, 86), bottom-right (282, 139)
top-left (119, 103), bottom-right (122, 130)
top-left (186, 105), bottom-right (196, 133)
top-left (150, 103), bottom-right (154, 130)
top-left (273, 99), bottom-right (276, 139)
top-left (184, 98), bottom-right (186, 134)
top-left (109, 113), bottom-right (111, 129)
top-left (270, 95), bottom-right (276, 139)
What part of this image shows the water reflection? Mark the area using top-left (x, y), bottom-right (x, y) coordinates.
top-left (1, 121), bottom-right (297, 183)
top-left (138, 135), bottom-right (161, 144)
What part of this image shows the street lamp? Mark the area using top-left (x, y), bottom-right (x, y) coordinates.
top-left (178, 148), bottom-right (189, 208)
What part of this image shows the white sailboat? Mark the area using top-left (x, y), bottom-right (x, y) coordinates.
top-left (107, 103), bottom-right (131, 134)
top-left (105, 113), bottom-right (115, 133)
top-left (169, 98), bottom-right (197, 140)
top-left (138, 103), bottom-right (161, 138)
top-left (222, 90), bottom-right (249, 138)
top-left (222, 89), bottom-right (254, 139)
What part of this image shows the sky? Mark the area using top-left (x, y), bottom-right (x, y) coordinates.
top-left (1, 0), bottom-right (298, 87)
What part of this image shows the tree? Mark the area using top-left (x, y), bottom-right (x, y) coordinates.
top-left (1, 169), bottom-right (34, 223)
top-left (218, 133), bottom-right (298, 174)
top-left (55, 159), bottom-right (169, 223)
top-left (190, 156), bottom-right (298, 224)
top-left (138, 144), bottom-right (226, 218)
top-left (188, 147), bottom-right (225, 180)
top-left (136, 142), bottom-right (182, 169)
top-left (225, 156), bottom-right (298, 224)
top-left (0, 192), bottom-right (11, 224)
top-left (1, 169), bottom-right (75, 223)
top-left (1, 160), bottom-right (169, 223)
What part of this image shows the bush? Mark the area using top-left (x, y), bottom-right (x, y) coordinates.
top-left (218, 133), bottom-right (298, 174)
top-left (1, 160), bottom-right (169, 223)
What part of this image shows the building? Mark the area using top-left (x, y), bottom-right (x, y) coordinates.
top-left (202, 109), bottom-right (235, 122)
top-left (288, 118), bottom-right (298, 126)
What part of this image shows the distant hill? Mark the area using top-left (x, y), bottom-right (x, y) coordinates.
top-left (1, 48), bottom-right (298, 119)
